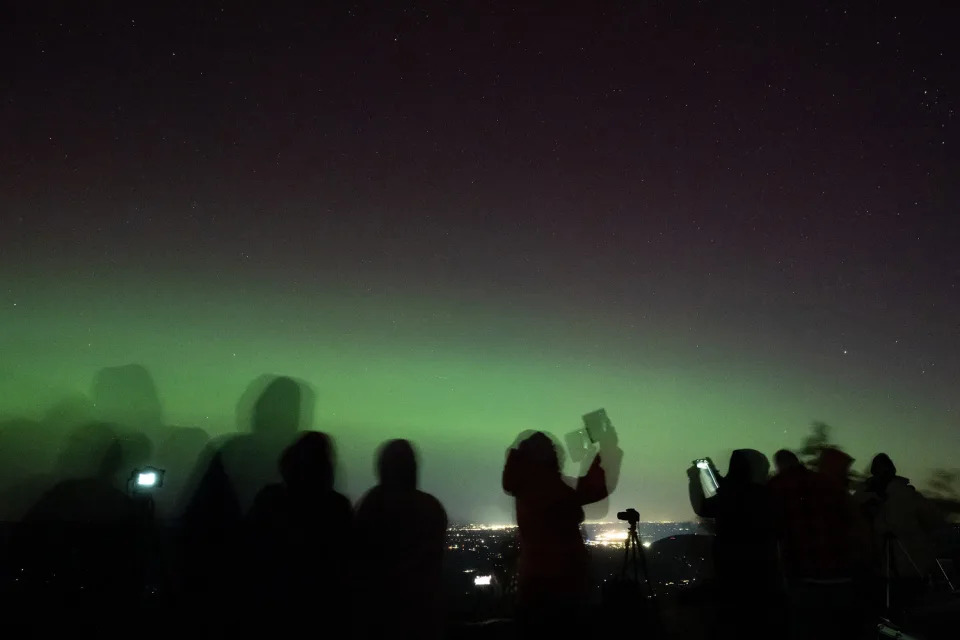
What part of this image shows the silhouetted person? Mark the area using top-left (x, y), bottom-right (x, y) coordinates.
top-left (91, 364), bottom-right (164, 439)
top-left (855, 453), bottom-right (944, 620)
top-left (0, 396), bottom-right (92, 521)
top-left (179, 375), bottom-right (308, 633)
top-left (222, 375), bottom-right (308, 512)
top-left (245, 431), bottom-right (353, 634)
top-left (179, 438), bottom-right (244, 636)
top-left (10, 423), bottom-right (148, 635)
top-left (0, 418), bottom-right (55, 522)
top-left (154, 425), bottom-right (210, 521)
top-left (355, 439), bottom-right (448, 640)
top-left (773, 448), bottom-right (801, 475)
top-left (688, 449), bottom-right (777, 640)
top-left (769, 446), bottom-right (866, 640)
top-left (503, 429), bottom-right (621, 639)
top-left (769, 449), bottom-right (856, 581)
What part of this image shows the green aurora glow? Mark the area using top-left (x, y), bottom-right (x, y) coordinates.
top-left (1, 269), bottom-right (955, 523)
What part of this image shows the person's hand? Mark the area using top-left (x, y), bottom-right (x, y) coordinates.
top-left (687, 465), bottom-right (699, 482)
top-left (698, 456), bottom-right (721, 479)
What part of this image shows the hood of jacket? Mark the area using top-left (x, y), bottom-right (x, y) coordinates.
top-left (378, 439), bottom-right (418, 491)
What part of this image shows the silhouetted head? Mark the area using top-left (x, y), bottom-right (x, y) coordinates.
top-left (91, 364), bottom-right (163, 430)
top-left (252, 376), bottom-right (301, 435)
top-left (870, 453), bottom-right (896, 481)
top-left (816, 447), bottom-right (854, 487)
top-left (280, 431), bottom-right (334, 492)
top-left (518, 431), bottom-right (560, 474)
top-left (58, 422), bottom-right (123, 481)
top-left (726, 449), bottom-right (770, 484)
top-left (773, 449), bottom-right (801, 474)
top-left (377, 439), bottom-right (418, 491)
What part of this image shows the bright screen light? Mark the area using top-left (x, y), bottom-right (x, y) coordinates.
top-left (137, 471), bottom-right (158, 487)
top-left (474, 575), bottom-right (492, 586)
top-left (696, 461), bottom-right (719, 498)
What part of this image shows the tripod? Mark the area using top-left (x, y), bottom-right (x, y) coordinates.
top-left (620, 518), bottom-right (652, 590)
top-left (602, 511), bottom-right (662, 636)
top-left (619, 515), bottom-right (661, 630)
top-left (877, 533), bottom-right (923, 640)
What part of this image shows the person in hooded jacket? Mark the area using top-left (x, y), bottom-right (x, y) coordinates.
top-left (502, 428), bottom-right (622, 638)
top-left (769, 448), bottom-right (861, 581)
top-left (767, 447), bottom-right (870, 639)
top-left (688, 449), bottom-right (778, 640)
top-left (10, 423), bottom-right (148, 636)
top-left (354, 439), bottom-right (448, 640)
top-left (855, 453), bottom-right (944, 618)
top-left (245, 431), bottom-right (353, 634)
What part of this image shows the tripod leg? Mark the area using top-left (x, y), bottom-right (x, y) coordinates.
top-left (621, 536), bottom-right (631, 580)
top-left (621, 528), bottom-right (640, 582)
top-left (885, 536), bottom-right (892, 614)
top-left (633, 532), bottom-right (665, 635)
top-left (631, 532), bottom-right (642, 582)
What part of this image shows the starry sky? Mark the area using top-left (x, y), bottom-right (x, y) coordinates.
top-left (1, 2), bottom-right (958, 523)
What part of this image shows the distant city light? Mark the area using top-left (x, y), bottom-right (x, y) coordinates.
top-left (458, 524), bottom-right (516, 531)
top-left (598, 531), bottom-right (628, 541)
top-left (589, 530), bottom-right (629, 547)
top-left (438, 521), bottom-right (710, 597)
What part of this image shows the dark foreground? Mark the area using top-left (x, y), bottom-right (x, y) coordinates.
top-left (2, 523), bottom-right (958, 639)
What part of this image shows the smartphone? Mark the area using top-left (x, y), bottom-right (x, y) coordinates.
top-left (565, 429), bottom-right (592, 463)
top-left (582, 409), bottom-right (610, 443)
top-left (694, 458), bottom-right (719, 498)
top-left (566, 409), bottom-right (610, 463)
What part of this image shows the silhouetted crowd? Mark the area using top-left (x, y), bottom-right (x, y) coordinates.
top-left (0, 374), bottom-right (450, 639)
top-left (0, 367), bottom-right (955, 640)
top-left (687, 447), bottom-right (952, 640)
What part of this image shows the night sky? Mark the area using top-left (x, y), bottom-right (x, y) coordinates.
top-left (2, 2), bottom-right (957, 523)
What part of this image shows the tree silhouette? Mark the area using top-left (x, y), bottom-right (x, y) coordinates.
top-left (795, 422), bottom-right (958, 518)
top-left (795, 421), bottom-right (864, 485)
top-left (928, 470), bottom-right (959, 498)
top-left (797, 421), bottom-right (836, 466)
top-left (925, 469), bottom-right (960, 521)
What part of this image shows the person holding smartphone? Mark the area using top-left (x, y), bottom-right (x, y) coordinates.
top-left (502, 418), bottom-right (622, 639)
top-left (687, 449), bottom-right (778, 640)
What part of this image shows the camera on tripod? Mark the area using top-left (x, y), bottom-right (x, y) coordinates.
top-left (601, 506), bottom-right (661, 632)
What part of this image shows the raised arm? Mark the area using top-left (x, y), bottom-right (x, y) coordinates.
top-left (578, 422), bottom-right (623, 516)
top-left (575, 446), bottom-right (623, 505)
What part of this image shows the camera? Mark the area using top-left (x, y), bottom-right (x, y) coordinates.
top-left (617, 507), bottom-right (640, 524)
